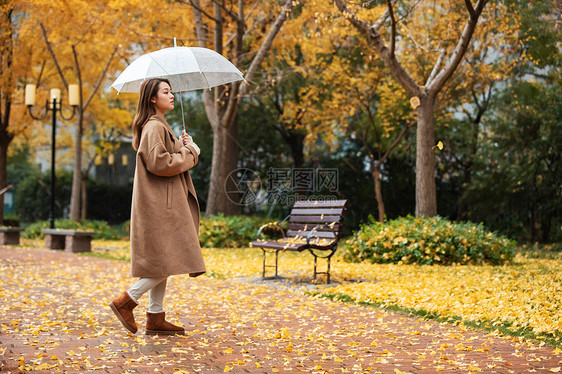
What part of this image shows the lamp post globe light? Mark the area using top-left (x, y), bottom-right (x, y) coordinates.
top-left (25, 84), bottom-right (79, 229)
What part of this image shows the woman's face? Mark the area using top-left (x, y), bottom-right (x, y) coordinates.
top-left (151, 82), bottom-right (174, 113)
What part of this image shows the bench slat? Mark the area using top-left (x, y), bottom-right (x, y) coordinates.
top-left (286, 230), bottom-right (336, 239)
top-left (290, 207), bottom-right (346, 216)
top-left (292, 200), bottom-right (348, 208)
top-left (250, 240), bottom-right (306, 252)
top-left (287, 223), bottom-right (343, 232)
top-left (250, 239), bottom-right (335, 251)
top-left (289, 215), bottom-right (344, 224)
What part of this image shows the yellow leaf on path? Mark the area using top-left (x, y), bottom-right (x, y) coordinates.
top-left (395, 369), bottom-right (405, 374)
top-left (314, 365), bottom-right (323, 370)
top-left (553, 348), bottom-right (561, 355)
top-left (35, 363), bottom-right (55, 370)
top-left (222, 348), bottom-right (233, 354)
top-left (50, 355), bottom-right (58, 360)
top-left (549, 368), bottom-right (561, 373)
top-left (334, 355), bottom-right (343, 362)
top-left (224, 365), bottom-right (231, 372)
top-left (468, 364), bottom-right (482, 372)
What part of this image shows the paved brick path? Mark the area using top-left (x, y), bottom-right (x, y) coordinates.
top-left (1, 245), bottom-right (561, 373)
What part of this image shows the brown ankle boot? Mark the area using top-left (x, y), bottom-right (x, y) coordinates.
top-left (145, 312), bottom-right (185, 335)
top-left (109, 292), bottom-right (138, 333)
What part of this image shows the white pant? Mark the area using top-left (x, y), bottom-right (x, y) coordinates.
top-left (127, 277), bottom-right (168, 313)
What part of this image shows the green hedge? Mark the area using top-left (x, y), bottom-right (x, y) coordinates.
top-left (21, 215), bottom-right (273, 248)
top-left (199, 214), bottom-right (269, 248)
top-left (117, 215), bottom-right (269, 247)
top-left (343, 215), bottom-right (516, 265)
top-left (22, 219), bottom-right (124, 240)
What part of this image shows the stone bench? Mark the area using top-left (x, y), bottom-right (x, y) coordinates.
top-left (41, 229), bottom-right (96, 253)
top-left (0, 227), bottom-right (24, 245)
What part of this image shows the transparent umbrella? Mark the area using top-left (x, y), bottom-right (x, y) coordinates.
top-left (111, 39), bottom-right (244, 129)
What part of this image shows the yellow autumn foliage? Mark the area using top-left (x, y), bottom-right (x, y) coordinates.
top-left (85, 239), bottom-right (562, 339)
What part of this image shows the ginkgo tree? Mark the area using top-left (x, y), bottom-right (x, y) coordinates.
top-left (188, 0), bottom-right (297, 216)
top-left (21, 0), bottom-right (138, 221)
top-left (261, 1), bottom-right (416, 221)
top-left (0, 0), bottom-right (48, 224)
top-left (334, 0), bottom-right (500, 217)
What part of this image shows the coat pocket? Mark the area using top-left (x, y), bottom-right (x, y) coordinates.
top-left (166, 182), bottom-right (173, 209)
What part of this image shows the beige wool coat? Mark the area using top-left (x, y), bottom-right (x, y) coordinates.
top-left (130, 114), bottom-right (206, 278)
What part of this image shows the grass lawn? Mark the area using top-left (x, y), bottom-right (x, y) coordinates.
top-left (49, 238), bottom-right (561, 348)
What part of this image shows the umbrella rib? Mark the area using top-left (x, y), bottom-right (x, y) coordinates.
top-left (147, 51), bottom-right (173, 79)
top-left (186, 48), bottom-right (212, 90)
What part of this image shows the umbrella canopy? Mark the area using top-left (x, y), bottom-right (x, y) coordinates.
top-left (111, 46), bottom-right (244, 93)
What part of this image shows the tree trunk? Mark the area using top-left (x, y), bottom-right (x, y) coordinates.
top-left (278, 129), bottom-right (305, 169)
top-left (371, 166), bottom-right (385, 222)
top-left (289, 135), bottom-right (305, 169)
top-left (205, 114), bottom-right (240, 216)
top-left (0, 109), bottom-right (13, 226)
top-left (191, 0), bottom-right (294, 215)
top-left (0, 140), bottom-right (8, 225)
top-left (415, 96), bottom-right (437, 217)
top-left (80, 174), bottom-right (87, 219)
top-left (0, 8), bottom-right (14, 225)
top-left (69, 109), bottom-right (83, 220)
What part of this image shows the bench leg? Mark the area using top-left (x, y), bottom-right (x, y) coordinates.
top-left (310, 249), bottom-right (335, 284)
top-left (45, 234), bottom-right (65, 250)
top-left (262, 249), bottom-right (266, 277)
top-left (0, 232), bottom-right (21, 245)
top-left (262, 249), bottom-right (280, 279)
top-left (65, 236), bottom-right (92, 253)
top-left (313, 255), bottom-right (318, 280)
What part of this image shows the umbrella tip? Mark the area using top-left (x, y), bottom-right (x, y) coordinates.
top-left (174, 37), bottom-right (177, 47)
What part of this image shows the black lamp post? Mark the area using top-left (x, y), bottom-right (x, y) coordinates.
top-left (25, 85), bottom-right (79, 229)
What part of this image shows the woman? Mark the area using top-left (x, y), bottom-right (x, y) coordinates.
top-left (109, 78), bottom-right (205, 335)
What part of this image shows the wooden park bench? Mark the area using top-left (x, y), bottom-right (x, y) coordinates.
top-left (41, 229), bottom-right (96, 253)
top-left (0, 226), bottom-right (24, 245)
top-left (250, 199), bottom-right (349, 283)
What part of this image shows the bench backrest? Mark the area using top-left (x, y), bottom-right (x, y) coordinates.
top-left (286, 199), bottom-right (349, 242)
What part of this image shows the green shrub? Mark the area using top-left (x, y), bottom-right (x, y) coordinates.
top-left (22, 219), bottom-right (124, 240)
top-left (343, 215), bottom-right (516, 265)
top-left (199, 214), bottom-right (270, 248)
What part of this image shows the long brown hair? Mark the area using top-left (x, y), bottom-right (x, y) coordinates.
top-left (131, 78), bottom-right (171, 151)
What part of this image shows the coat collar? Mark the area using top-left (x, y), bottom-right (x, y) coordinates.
top-left (148, 114), bottom-right (175, 135)
top-left (149, 113), bottom-right (167, 124)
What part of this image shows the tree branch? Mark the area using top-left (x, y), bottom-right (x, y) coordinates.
top-left (239, 0), bottom-right (294, 96)
top-left (461, 106), bottom-right (474, 123)
top-left (82, 46), bottom-right (117, 112)
top-left (427, 0), bottom-right (488, 93)
top-left (425, 48), bottom-right (446, 86)
top-left (184, 0), bottom-right (220, 22)
top-left (244, 0), bottom-right (260, 21)
top-left (191, 0), bottom-right (208, 48)
top-left (210, 0), bottom-right (238, 21)
top-left (386, 0), bottom-right (396, 58)
top-left (464, 0), bottom-right (476, 18)
top-left (380, 121), bottom-right (414, 163)
top-left (39, 23), bottom-right (68, 89)
top-left (334, 0), bottom-right (420, 97)
top-left (36, 60), bottom-right (46, 87)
